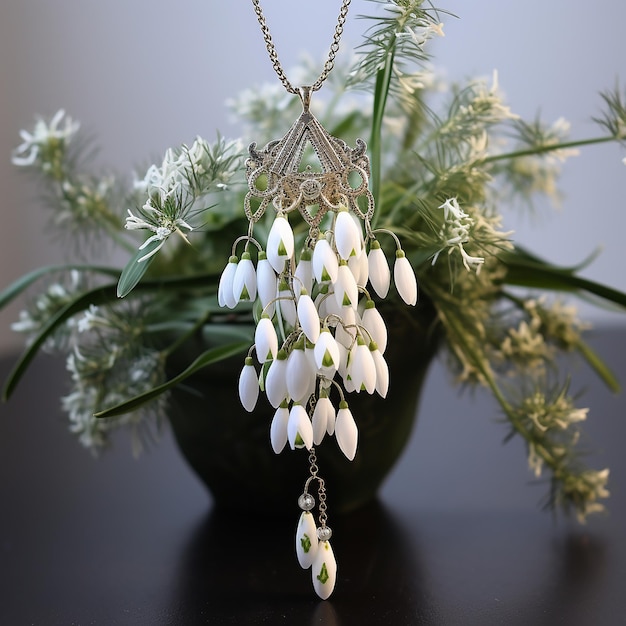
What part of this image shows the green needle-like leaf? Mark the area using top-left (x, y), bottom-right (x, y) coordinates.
top-left (94, 341), bottom-right (249, 418)
top-left (117, 242), bottom-right (160, 298)
top-left (0, 264), bottom-right (120, 311)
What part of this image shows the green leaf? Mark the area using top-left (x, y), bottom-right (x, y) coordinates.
top-left (503, 257), bottom-right (626, 309)
top-left (0, 264), bottom-right (120, 311)
top-left (117, 242), bottom-right (160, 298)
top-left (94, 341), bottom-right (249, 418)
top-left (576, 338), bottom-right (621, 393)
top-left (2, 272), bottom-right (223, 402)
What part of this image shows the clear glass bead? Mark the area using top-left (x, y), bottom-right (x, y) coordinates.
top-left (317, 525), bottom-right (332, 541)
top-left (298, 493), bottom-right (315, 511)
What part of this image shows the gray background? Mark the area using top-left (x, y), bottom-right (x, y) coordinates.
top-left (1, 0), bottom-right (625, 352)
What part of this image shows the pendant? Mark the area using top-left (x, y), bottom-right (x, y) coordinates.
top-left (244, 86), bottom-right (374, 230)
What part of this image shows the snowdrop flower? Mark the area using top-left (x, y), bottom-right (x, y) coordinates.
top-left (312, 394), bottom-right (336, 444)
top-left (12, 109), bottom-right (80, 167)
top-left (367, 240), bottom-right (390, 298)
top-left (360, 300), bottom-right (388, 353)
top-left (297, 291), bottom-right (321, 344)
top-left (218, 256), bottom-right (239, 309)
top-left (294, 249), bottom-right (313, 296)
top-left (265, 350), bottom-right (289, 408)
top-left (313, 237), bottom-right (339, 284)
top-left (287, 403), bottom-right (314, 450)
top-left (335, 401), bottom-right (358, 461)
top-left (335, 208), bottom-right (362, 260)
top-left (350, 336), bottom-right (377, 394)
top-left (394, 250), bottom-right (418, 305)
top-left (370, 343), bottom-right (389, 398)
top-left (255, 316), bottom-right (278, 363)
top-left (313, 328), bottom-right (341, 372)
top-left (277, 278), bottom-right (297, 327)
top-left (270, 402), bottom-right (290, 453)
top-left (233, 251), bottom-right (257, 302)
top-left (266, 215), bottom-right (294, 273)
top-left (334, 262), bottom-right (359, 310)
top-left (286, 342), bottom-right (314, 404)
top-left (238, 357), bottom-right (259, 412)
top-left (256, 251), bottom-right (277, 316)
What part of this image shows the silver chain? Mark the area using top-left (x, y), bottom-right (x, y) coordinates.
top-left (251, 0), bottom-right (352, 95)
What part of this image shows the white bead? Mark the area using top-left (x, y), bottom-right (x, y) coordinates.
top-left (255, 316), bottom-right (278, 362)
top-left (269, 404), bottom-right (290, 453)
top-left (335, 403), bottom-right (358, 461)
top-left (296, 293), bottom-right (320, 344)
top-left (311, 539), bottom-right (337, 600)
top-left (217, 257), bottom-right (238, 309)
top-left (287, 403), bottom-right (314, 450)
top-left (368, 243), bottom-right (390, 299)
top-left (238, 358), bottom-right (259, 412)
top-left (266, 215), bottom-right (294, 273)
top-left (394, 251), bottom-right (417, 306)
top-left (295, 511), bottom-right (319, 569)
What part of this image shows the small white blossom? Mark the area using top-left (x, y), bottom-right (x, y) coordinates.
top-left (313, 237), bottom-right (339, 284)
top-left (233, 252), bottom-right (257, 302)
top-left (297, 292), bottom-right (321, 344)
top-left (255, 316), bottom-right (278, 362)
top-left (335, 401), bottom-right (358, 461)
top-left (287, 403), bottom-right (314, 450)
top-left (367, 241), bottom-right (391, 299)
top-left (394, 250), bottom-right (418, 305)
top-left (266, 215), bottom-right (295, 273)
top-left (218, 256), bottom-right (239, 309)
top-left (265, 350), bottom-right (289, 408)
top-left (256, 252), bottom-right (278, 317)
top-left (270, 403), bottom-right (290, 454)
top-left (238, 357), bottom-right (259, 412)
top-left (12, 109), bottom-right (80, 167)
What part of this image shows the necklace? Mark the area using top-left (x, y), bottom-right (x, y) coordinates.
top-left (245, 0), bottom-right (374, 235)
top-left (218, 0), bottom-right (417, 601)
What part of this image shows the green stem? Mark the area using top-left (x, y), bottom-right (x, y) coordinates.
top-left (161, 310), bottom-right (212, 358)
top-left (370, 47), bottom-right (395, 227)
top-left (483, 135), bottom-right (618, 164)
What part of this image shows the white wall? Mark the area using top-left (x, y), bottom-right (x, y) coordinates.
top-left (1, 0), bottom-right (625, 353)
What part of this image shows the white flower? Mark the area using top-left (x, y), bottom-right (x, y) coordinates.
top-left (360, 300), bottom-right (388, 353)
top-left (12, 109), bottom-right (80, 167)
top-left (367, 241), bottom-right (390, 298)
top-left (349, 336), bottom-right (377, 394)
top-left (286, 344), bottom-right (315, 404)
top-left (125, 204), bottom-right (193, 263)
top-left (334, 262), bottom-right (359, 310)
top-left (297, 292), bottom-right (321, 344)
top-left (238, 357), bottom-right (259, 412)
top-left (370, 344), bottom-right (389, 398)
top-left (266, 215), bottom-right (295, 273)
top-left (277, 278), bottom-right (297, 327)
top-left (335, 209), bottom-right (362, 260)
top-left (394, 250), bottom-right (417, 305)
top-left (294, 250), bottom-right (313, 296)
top-left (77, 304), bottom-right (110, 333)
top-left (287, 403), bottom-right (314, 450)
top-left (233, 251), bottom-right (257, 302)
top-left (265, 350), bottom-right (289, 408)
top-left (349, 248), bottom-right (369, 288)
top-left (270, 402), bottom-right (290, 454)
top-left (335, 401), bottom-right (358, 460)
top-left (218, 256), bottom-right (239, 309)
top-left (313, 328), bottom-right (341, 372)
top-left (256, 252), bottom-right (278, 317)
top-left (313, 237), bottom-right (339, 284)
top-left (312, 395), bottom-right (336, 445)
top-left (255, 316), bottom-right (278, 362)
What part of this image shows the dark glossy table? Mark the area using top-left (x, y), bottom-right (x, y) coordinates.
top-left (1, 327), bottom-right (625, 625)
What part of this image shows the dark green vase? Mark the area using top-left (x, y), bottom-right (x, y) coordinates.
top-left (167, 300), bottom-right (439, 515)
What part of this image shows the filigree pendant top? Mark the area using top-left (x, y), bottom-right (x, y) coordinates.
top-left (245, 87), bottom-right (374, 230)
